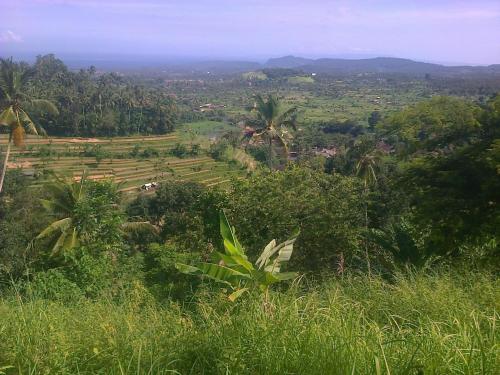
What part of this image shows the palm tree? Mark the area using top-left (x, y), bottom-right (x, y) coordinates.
top-left (356, 153), bottom-right (379, 189)
top-left (355, 152), bottom-right (380, 275)
top-left (251, 94), bottom-right (297, 169)
top-left (0, 58), bottom-right (58, 193)
top-left (36, 172), bottom-right (158, 255)
top-left (35, 173), bottom-right (88, 254)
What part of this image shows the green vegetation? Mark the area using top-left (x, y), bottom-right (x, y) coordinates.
top-left (0, 271), bottom-right (497, 374)
top-left (180, 120), bottom-right (235, 138)
top-left (242, 71), bottom-right (267, 80)
top-left (287, 75), bottom-right (315, 84)
top-left (2, 132), bottom-right (245, 194)
top-left (3, 55), bottom-right (178, 137)
top-left (177, 211), bottom-right (299, 301)
top-left (0, 58), bottom-right (58, 193)
top-left (246, 94), bottom-right (297, 169)
top-left (0, 55), bottom-right (499, 374)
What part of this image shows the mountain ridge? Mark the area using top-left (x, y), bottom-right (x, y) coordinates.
top-left (263, 55), bottom-right (500, 76)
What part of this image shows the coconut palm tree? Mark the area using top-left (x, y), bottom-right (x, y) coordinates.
top-left (0, 58), bottom-right (58, 193)
top-left (356, 153), bottom-right (379, 189)
top-left (36, 172), bottom-right (158, 255)
top-left (251, 94), bottom-right (297, 169)
top-left (35, 173), bottom-right (88, 254)
top-left (355, 152), bottom-right (380, 275)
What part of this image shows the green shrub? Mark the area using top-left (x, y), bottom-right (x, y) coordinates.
top-left (209, 140), bottom-right (230, 160)
top-left (27, 269), bottom-right (83, 302)
top-left (226, 167), bottom-right (365, 271)
top-left (143, 243), bottom-right (198, 301)
top-left (140, 147), bottom-right (159, 158)
top-left (170, 143), bottom-right (189, 158)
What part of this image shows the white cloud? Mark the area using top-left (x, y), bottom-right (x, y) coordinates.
top-left (0, 30), bottom-right (23, 43)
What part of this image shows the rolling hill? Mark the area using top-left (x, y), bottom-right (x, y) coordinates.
top-left (264, 56), bottom-right (500, 76)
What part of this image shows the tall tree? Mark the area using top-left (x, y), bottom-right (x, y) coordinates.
top-left (356, 152), bottom-right (380, 274)
top-left (393, 95), bottom-right (500, 256)
top-left (251, 94), bottom-right (297, 169)
top-left (0, 58), bottom-right (58, 193)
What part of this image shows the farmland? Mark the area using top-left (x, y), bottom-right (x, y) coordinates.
top-left (169, 74), bottom-right (440, 127)
top-left (1, 131), bottom-right (245, 196)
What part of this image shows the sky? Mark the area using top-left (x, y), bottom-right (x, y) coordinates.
top-left (1, 0), bottom-right (499, 65)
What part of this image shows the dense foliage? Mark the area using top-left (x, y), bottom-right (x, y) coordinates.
top-left (0, 55), bottom-right (499, 374)
top-left (4, 55), bottom-right (178, 137)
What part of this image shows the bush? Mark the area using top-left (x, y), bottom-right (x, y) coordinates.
top-left (169, 143), bottom-right (189, 158)
top-left (127, 181), bottom-right (224, 249)
top-left (140, 147), bottom-right (159, 158)
top-left (143, 243), bottom-right (198, 301)
top-left (225, 167), bottom-right (365, 271)
top-left (27, 268), bottom-right (83, 302)
top-left (209, 140), bottom-right (230, 160)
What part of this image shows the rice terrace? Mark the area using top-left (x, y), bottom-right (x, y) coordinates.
top-left (2, 130), bottom-right (246, 195)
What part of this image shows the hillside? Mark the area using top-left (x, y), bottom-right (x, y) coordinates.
top-left (2, 133), bottom-right (245, 196)
top-left (264, 56), bottom-right (500, 76)
top-left (266, 55), bottom-right (315, 69)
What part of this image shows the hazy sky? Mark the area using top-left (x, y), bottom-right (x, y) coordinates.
top-left (1, 0), bottom-right (499, 65)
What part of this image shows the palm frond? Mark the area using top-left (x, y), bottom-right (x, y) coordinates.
top-left (279, 107), bottom-right (298, 129)
top-left (31, 99), bottom-right (59, 116)
top-left (19, 110), bottom-right (39, 135)
top-left (20, 67), bottom-right (36, 86)
top-left (0, 106), bottom-right (16, 127)
top-left (62, 228), bottom-right (79, 251)
top-left (36, 217), bottom-right (73, 240)
top-left (40, 198), bottom-right (73, 217)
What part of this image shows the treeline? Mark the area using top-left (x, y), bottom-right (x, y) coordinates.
top-left (14, 54), bottom-right (178, 136)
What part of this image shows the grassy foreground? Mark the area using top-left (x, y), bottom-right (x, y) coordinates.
top-left (0, 271), bottom-right (498, 374)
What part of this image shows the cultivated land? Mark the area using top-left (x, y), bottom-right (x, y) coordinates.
top-left (1, 131), bottom-right (245, 195)
top-left (170, 75), bottom-right (440, 126)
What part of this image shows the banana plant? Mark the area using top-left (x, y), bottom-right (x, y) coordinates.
top-left (176, 211), bottom-right (299, 301)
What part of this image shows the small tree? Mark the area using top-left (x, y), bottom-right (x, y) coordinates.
top-left (176, 211), bottom-right (299, 302)
top-left (35, 172), bottom-right (155, 255)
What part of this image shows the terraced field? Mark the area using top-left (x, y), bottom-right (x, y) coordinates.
top-left (1, 133), bottom-right (245, 195)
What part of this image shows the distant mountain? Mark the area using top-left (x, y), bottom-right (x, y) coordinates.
top-left (13, 53), bottom-right (496, 76)
top-left (266, 55), bottom-right (315, 69)
top-left (263, 56), bottom-right (500, 76)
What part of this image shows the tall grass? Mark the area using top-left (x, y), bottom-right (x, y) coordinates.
top-left (0, 270), bottom-right (498, 374)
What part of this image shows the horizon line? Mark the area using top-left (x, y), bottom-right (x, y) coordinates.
top-left (0, 51), bottom-right (496, 68)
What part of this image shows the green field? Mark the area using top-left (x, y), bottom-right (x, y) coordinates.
top-left (242, 71), bottom-right (268, 80)
top-left (287, 75), bottom-right (315, 84)
top-left (179, 120), bottom-right (236, 139)
top-left (2, 131), bottom-right (244, 195)
top-left (176, 78), bottom-right (434, 127)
